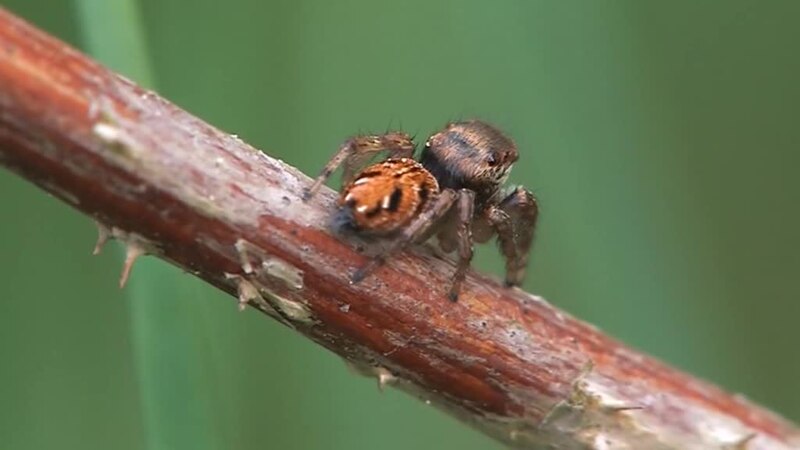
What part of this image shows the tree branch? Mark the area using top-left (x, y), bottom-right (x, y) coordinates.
top-left (0, 8), bottom-right (797, 449)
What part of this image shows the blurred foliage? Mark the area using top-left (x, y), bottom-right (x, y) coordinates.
top-left (1, 1), bottom-right (798, 449)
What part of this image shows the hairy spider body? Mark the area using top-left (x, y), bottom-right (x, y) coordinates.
top-left (421, 120), bottom-right (518, 202)
top-left (339, 158), bottom-right (438, 234)
top-left (304, 120), bottom-right (539, 301)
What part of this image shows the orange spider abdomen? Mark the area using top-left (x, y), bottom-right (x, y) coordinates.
top-left (339, 158), bottom-right (438, 234)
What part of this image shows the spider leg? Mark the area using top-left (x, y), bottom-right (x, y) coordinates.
top-left (493, 186), bottom-right (539, 287)
top-left (486, 207), bottom-right (516, 284)
top-left (303, 132), bottom-right (415, 200)
top-left (351, 189), bottom-right (457, 284)
top-left (448, 189), bottom-right (475, 301)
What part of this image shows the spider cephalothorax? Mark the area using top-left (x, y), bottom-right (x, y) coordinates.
top-left (304, 119), bottom-right (538, 301)
top-left (422, 120), bottom-right (519, 199)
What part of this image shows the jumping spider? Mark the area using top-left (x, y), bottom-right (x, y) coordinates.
top-left (303, 119), bottom-right (539, 301)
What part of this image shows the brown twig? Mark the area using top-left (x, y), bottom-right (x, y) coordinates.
top-left (0, 8), bottom-right (797, 450)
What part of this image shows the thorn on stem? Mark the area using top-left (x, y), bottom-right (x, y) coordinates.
top-left (375, 367), bottom-right (396, 392)
top-left (119, 243), bottom-right (145, 288)
top-left (234, 239), bottom-right (254, 274)
top-left (539, 359), bottom-right (595, 428)
top-left (225, 273), bottom-right (262, 312)
top-left (93, 221), bottom-right (111, 255)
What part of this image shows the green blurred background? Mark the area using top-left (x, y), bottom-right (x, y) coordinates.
top-left (1, 1), bottom-right (798, 449)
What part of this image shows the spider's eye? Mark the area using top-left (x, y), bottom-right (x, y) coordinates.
top-left (487, 154), bottom-right (498, 166)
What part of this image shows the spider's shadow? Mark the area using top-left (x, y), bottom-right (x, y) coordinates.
top-left (328, 204), bottom-right (456, 265)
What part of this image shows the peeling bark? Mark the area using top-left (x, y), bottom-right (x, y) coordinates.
top-left (0, 8), bottom-right (798, 449)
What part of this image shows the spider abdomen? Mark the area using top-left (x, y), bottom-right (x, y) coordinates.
top-left (339, 158), bottom-right (439, 234)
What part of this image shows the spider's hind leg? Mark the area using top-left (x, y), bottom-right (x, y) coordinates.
top-left (351, 189), bottom-right (457, 285)
top-left (303, 132), bottom-right (415, 200)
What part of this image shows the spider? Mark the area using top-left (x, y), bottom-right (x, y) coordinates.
top-left (303, 119), bottom-right (539, 301)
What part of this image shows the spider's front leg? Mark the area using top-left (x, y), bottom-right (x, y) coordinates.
top-left (351, 189), bottom-right (457, 285)
top-left (487, 186), bottom-right (539, 287)
top-left (303, 132), bottom-right (415, 200)
top-left (448, 189), bottom-right (475, 301)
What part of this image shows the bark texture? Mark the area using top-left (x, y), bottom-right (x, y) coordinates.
top-left (0, 8), bottom-right (798, 450)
